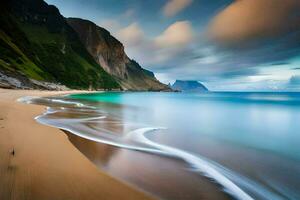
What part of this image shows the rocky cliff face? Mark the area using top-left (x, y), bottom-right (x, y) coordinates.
top-left (67, 18), bottom-right (170, 91)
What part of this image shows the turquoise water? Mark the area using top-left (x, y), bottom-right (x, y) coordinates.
top-left (26, 92), bottom-right (300, 200)
top-left (70, 92), bottom-right (300, 161)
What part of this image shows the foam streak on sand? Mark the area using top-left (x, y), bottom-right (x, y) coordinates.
top-left (35, 110), bottom-right (169, 156)
top-left (129, 128), bottom-right (284, 200)
top-left (22, 96), bottom-right (286, 200)
top-left (128, 128), bottom-right (254, 200)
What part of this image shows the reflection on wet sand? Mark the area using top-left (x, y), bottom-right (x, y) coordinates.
top-left (65, 130), bottom-right (231, 200)
top-left (66, 131), bottom-right (117, 166)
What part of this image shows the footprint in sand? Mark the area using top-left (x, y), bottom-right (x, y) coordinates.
top-left (10, 149), bottom-right (15, 156)
top-left (0, 118), bottom-right (3, 128)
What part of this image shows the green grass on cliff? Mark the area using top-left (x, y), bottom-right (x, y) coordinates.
top-left (0, 5), bottom-right (120, 90)
top-left (22, 23), bottom-right (120, 89)
top-left (0, 30), bottom-right (47, 80)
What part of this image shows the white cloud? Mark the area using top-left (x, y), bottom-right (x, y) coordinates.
top-left (163, 0), bottom-right (193, 17)
top-left (194, 47), bottom-right (220, 64)
top-left (113, 21), bottom-right (194, 66)
top-left (207, 0), bottom-right (300, 45)
top-left (99, 9), bottom-right (136, 33)
top-left (155, 21), bottom-right (193, 48)
top-left (115, 23), bottom-right (145, 47)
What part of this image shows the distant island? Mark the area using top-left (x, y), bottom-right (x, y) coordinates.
top-left (171, 80), bottom-right (208, 92)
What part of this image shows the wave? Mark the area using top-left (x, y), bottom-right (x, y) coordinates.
top-left (19, 96), bottom-right (286, 200)
top-left (18, 96), bottom-right (95, 108)
top-left (127, 128), bottom-right (285, 200)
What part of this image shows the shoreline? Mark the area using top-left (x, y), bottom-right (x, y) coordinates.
top-left (0, 89), bottom-right (153, 200)
top-left (38, 91), bottom-right (233, 200)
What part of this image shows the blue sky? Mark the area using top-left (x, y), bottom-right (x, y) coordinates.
top-left (45, 0), bottom-right (300, 91)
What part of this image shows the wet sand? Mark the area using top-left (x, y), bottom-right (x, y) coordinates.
top-left (0, 89), bottom-right (153, 200)
top-left (66, 131), bottom-right (232, 200)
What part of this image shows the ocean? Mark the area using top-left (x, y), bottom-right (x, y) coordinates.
top-left (23, 92), bottom-right (300, 200)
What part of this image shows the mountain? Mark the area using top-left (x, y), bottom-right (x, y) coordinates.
top-left (66, 18), bottom-right (170, 91)
top-left (172, 80), bottom-right (208, 92)
top-left (0, 0), bottom-right (119, 90)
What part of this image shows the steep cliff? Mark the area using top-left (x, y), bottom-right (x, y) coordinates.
top-left (0, 0), bottom-right (119, 89)
top-left (67, 18), bottom-right (169, 91)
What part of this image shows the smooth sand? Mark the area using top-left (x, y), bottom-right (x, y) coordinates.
top-left (0, 89), bottom-right (153, 200)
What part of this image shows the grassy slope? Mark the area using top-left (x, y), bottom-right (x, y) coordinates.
top-left (0, 15), bottom-right (48, 81)
top-left (0, 1), bottom-right (119, 89)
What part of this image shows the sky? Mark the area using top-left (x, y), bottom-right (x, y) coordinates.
top-left (45, 0), bottom-right (300, 91)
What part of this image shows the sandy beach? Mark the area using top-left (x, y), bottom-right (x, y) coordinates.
top-left (0, 89), bottom-right (153, 200)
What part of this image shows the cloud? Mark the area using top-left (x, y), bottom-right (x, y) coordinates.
top-left (163, 0), bottom-right (193, 17)
top-left (114, 21), bottom-right (194, 66)
top-left (207, 0), bottom-right (300, 46)
top-left (155, 21), bottom-right (193, 48)
top-left (115, 23), bottom-right (145, 47)
top-left (151, 21), bottom-right (194, 63)
top-left (99, 9), bottom-right (136, 33)
top-left (100, 19), bottom-right (121, 33)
